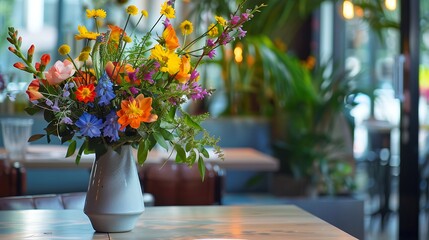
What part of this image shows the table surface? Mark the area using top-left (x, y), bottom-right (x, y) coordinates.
top-left (0, 205), bottom-right (356, 240)
top-left (0, 145), bottom-right (279, 171)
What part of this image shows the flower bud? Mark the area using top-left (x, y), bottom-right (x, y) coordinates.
top-left (28, 44), bottom-right (35, 56)
top-left (13, 62), bottom-right (26, 70)
top-left (18, 36), bottom-right (22, 47)
top-left (8, 46), bottom-right (16, 53)
top-left (40, 54), bottom-right (51, 66)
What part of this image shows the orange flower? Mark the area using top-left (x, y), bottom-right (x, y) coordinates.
top-left (75, 84), bottom-right (96, 103)
top-left (73, 71), bottom-right (96, 87)
top-left (105, 61), bottom-right (135, 84)
top-left (117, 94), bottom-right (158, 130)
top-left (162, 24), bottom-right (179, 51)
top-left (108, 25), bottom-right (126, 44)
top-left (175, 55), bottom-right (191, 84)
top-left (26, 79), bottom-right (43, 101)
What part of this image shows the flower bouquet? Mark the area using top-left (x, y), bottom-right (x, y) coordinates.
top-left (6, 1), bottom-right (264, 177)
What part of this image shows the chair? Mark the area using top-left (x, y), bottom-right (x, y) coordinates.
top-left (0, 192), bottom-right (86, 210)
top-left (0, 192), bottom-right (155, 210)
top-left (140, 162), bottom-right (224, 206)
top-left (0, 160), bottom-right (26, 197)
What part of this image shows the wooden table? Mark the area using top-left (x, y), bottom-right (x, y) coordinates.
top-left (0, 205), bottom-right (356, 239)
top-left (0, 145), bottom-right (279, 171)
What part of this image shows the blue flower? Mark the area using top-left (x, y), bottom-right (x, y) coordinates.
top-left (102, 111), bottom-right (121, 142)
top-left (95, 72), bottom-right (115, 106)
top-left (75, 112), bottom-right (103, 138)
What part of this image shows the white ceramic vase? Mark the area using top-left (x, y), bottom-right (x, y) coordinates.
top-left (84, 145), bottom-right (145, 232)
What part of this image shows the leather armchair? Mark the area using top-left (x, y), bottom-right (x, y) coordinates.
top-left (140, 162), bottom-right (224, 206)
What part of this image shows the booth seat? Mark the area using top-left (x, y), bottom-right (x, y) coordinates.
top-left (0, 192), bottom-right (155, 210)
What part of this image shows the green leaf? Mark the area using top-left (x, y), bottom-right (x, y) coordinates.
top-left (185, 142), bottom-right (192, 152)
top-left (174, 144), bottom-right (186, 163)
top-left (198, 157), bottom-right (205, 181)
top-left (24, 106), bottom-right (40, 115)
top-left (167, 106), bottom-right (177, 121)
top-left (160, 128), bottom-right (174, 141)
top-left (184, 114), bottom-right (202, 131)
top-left (28, 134), bottom-right (45, 142)
top-left (153, 132), bottom-right (168, 150)
top-left (66, 140), bottom-right (77, 157)
top-left (189, 150), bottom-right (197, 164)
top-left (201, 148), bottom-right (210, 158)
top-left (75, 141), bottom-right (87, 165)
top-left (137, 140), bottom-right (149, 165)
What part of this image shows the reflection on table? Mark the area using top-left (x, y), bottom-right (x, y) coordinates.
top-left (0, 205), bottom-right (357, 240)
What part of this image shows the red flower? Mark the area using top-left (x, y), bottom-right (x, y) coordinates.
top-left (75, 84), bottom-right (96, 103)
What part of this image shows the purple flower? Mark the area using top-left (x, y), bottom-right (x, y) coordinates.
top-left (163, 18), bottom-right (171, 27)
top-left (190, 70), bottom-right (200, 81)
top-left (61, 116), bottom-right (73, 125)
top-left (52, 99), bottom-right (60, 112)
top-left (63, 90), bottom-right (70, 98)
top-left (102, 111), bottom-right (121, 142)
top-left (206, 39), bottom-right (215, 48)
top-left (139, 62), bottom-right (159, 84)
top-left (220, 32), bottom-right (232, 45)
top-left (241, 11), bottom-right (251, 21)
top-left (189, 82), bottom-right (209, 100)
top-left (230, 15), bottom-right (240, 25)
top-left (129, 86), bottom-right (139, 95)
top-left (46, 99), bottom-right (53, 106)
top-left (237, 27), bottom-right (247, 39)
top-left (75, 112), bottom-right (103, 138)
top-left (96, 72), bottom-right (115, 106)
top-left (207, 49), bottom-right (216, 59)
top-left (127, 69), bottom-right (139, 83)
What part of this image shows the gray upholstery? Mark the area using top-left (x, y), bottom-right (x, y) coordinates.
top-left (0, 192), bottom-right (155, 210)
top-left (0, 192), bottom-right (86, 210)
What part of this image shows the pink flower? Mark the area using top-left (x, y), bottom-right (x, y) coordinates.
top-left (45, 59), bottom-right (75, 85)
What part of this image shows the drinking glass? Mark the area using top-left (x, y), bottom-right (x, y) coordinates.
top-left (1, 118), bottom-right (33, 162)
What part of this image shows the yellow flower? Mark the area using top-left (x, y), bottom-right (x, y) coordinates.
top-left (126, 5), bottom-right (138, 15)
top-left (95, 9), bottom-right (107, 19)
top-left (86, 9), bottom-right (106, 19)
top-left (82, 46), bottom-right (92, 53)
top-left (150, 44), bottom-right (180, 75)
top-left (141, 10), bottom-right (148, 17)
top-left (75, 25), bottom-right (100, 40)
top-left (86, 9), bottom-right (96, 18)
top-left (58, 44), bottom-right (71, 56)
top-left (215, 16), bottom-right (227, 27)
top-left (160, 1), bottom-right (175, 18)
top-left (207, 23), bottom-right (218, 37)
top-left (179, 20), bottom-right (193, 35)
top-left (123, 36), bottom-right (132, 43)
top-left (78, 52), bottom-right (89, 61)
